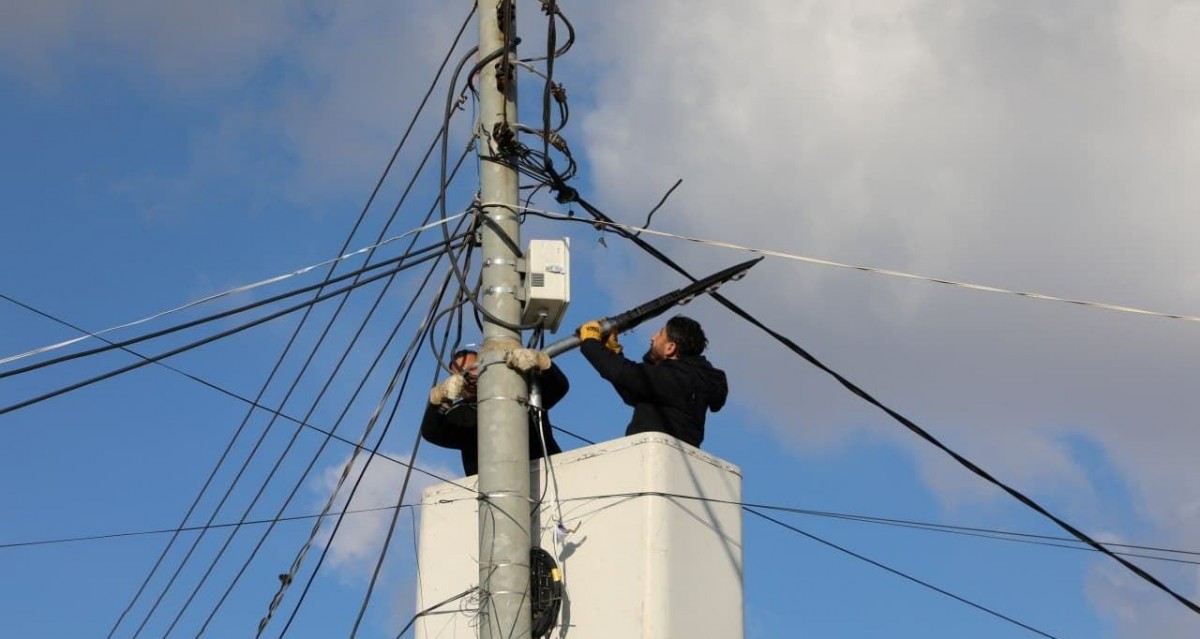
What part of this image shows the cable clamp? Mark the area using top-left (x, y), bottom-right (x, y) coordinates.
top-left (483, 257), bottom-right (525, 273)
top-left (475, 395), bottom-right (530, 406)
top-left (485, 212), bottom-right (520, 225)
top-left (477, 201), bottom-right (520, 223)
top-left (480, 489), bottom-right (535, 502)
top-left (484, 285), bottom-right (522, 301)
top-left (477, 562), bottom-right (531, 571)
top-left (483, 590), bottom-right (533, 597)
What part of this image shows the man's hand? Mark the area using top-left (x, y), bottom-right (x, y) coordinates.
top-left (578, 320), bottom-right (603, 341)
top-left (506, 348), bottom-right (551, 372)
top-left (603, 331), bottom-right (623, 355)
top-left (429, 373), bottom-right (466, 405)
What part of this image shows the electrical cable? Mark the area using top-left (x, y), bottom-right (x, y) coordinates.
top-left (0, 505), bottom-right (416, 550)
top-left (260, 240), bottom-right (470, 637)
top-left (162, 127), bottom-right (479, 636)
top-left (634, 178), bottom-right (682, 237)
top-left (135, 140), bottom-right (476, 636)
top-left (554, 489), bottom-right (1200, 566)
top-left (425, 243), bottom-right (477, 377)
top-left (182, 223), bottom-right (475, 637)
top-left (539, 189), bottom-right (1200, 616)
top-left (254, 215), bottom-right (474, 637)
top-left (132, 240), bottom-right (465, 639)
top-left (0, 215), bottom-right (467, 369)
top-left (173, 90), bottom-right (481, 636)
top-left (0, 293), bottom-right (328, 431)
top-left (540, 0), bottom-right (559, 167)
top-left (407, 506), bottom-right (425, 638)
top-left (11, 488), bottom-right (1200, 568)
top-left (393, 588), bottom-right (478, 639)
top-left (442, 42), bottom-right (546, 333)
top-left (522, 0), bottom-right (575, 63)
top-left (0, 229), bottom-right (463, 382)
top-left (346, 408), bottom-right (433, 638)
top-left (551, 425), bottom-right (593, 445)
top-left (286, 238), bottom-right (482, 637)
top-left (347, 260), bottom-right (477, 638)
top-left (757, 504), bottom-right (1200, 565)
top-left (0, 241), bottom-right (461, 420)
top-left (514, 205), bottom-right (1200, 325)
top-left (0, 228), bottom-right (462, 384)
top-left (0, 295), bottom-right (480, 497)
top-left (744, 507), bottom-right (1060, 638)
top-left (186, 142), bottom-right (478, 637)
top-left (102, 8), bottom-right (480, 633)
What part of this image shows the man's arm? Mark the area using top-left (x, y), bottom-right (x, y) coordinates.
top-left (580, 339), bottom-right (654, 404)
top-left (538, 362), bottom-right (570, 409)
top-left (420, 403), bottom-right (473, 448)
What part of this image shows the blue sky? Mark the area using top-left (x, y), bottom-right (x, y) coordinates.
top-left (3, 2), bottom-right (1200, 638)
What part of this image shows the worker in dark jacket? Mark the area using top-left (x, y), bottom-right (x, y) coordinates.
top-left (421, 347), bottom-right (566, 476)
top-left (578, 315), bottom-right (727, 447)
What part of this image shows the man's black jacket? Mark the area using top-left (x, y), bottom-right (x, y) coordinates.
top-left (580, 340), bottom-right (728, 447)
top-left (420, 363), bottom-right (568, 476)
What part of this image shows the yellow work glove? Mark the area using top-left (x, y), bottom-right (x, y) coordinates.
top-left (578, 320), bottom-right (603, 342)
top-left (604, 331), bottom-right (623, 355)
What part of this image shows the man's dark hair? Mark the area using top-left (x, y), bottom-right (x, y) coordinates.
top-left (665, 315), bottom-right (708, 357)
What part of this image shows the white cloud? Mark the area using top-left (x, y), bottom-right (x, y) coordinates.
top-left (1086, 560), bottom-right (1200, 638)
top-left (0, 1), bottom-right (471, 213)
top-left (567, 1), bottom-right (1200, 634)
top-left (0, 0), bottom-right (296, 91)
top-left (310, 450), bottom-right (450, 578)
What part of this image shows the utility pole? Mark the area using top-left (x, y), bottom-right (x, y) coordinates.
top-left (475, 1), bottom-right (531, 638)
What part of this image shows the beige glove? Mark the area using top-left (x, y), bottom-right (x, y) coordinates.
top-left (429, 373), bottom-right (466, 405)
top-left (603, 331), bottom-right (622, 355)
top-left (506, 348), bottom-right (551, 372)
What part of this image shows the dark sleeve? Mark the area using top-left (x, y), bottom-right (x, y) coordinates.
top-left (580, 339), bottom-right (654, 405)
top-left (420, 402), bottom-right (474, 449)
top-left (537, 362), bottom-right (570, 410)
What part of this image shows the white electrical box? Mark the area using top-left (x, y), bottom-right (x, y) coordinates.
top-left (415, 433), bottom-right (744, 639)
top-left (522, 238), bottom-right (570, 332)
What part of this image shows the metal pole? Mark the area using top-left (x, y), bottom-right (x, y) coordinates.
top-left (476, 1), bottom-right (531, 638)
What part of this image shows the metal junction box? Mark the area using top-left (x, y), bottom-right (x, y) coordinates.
top-left (521, 238), bottom-right (570, 332)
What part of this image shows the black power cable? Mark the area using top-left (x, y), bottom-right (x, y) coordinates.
top-left (547, 189), bottom-right (1200, 617)
top-left (101, 6), bottom-right (480, 634)
top-left (1, 243), bottom-right (460, 419)
top-left (745, 508), bottom-right (1059, 638)
top-left (0, 236), bottom-right (458, 382)
top-left (0, 505), bottom-right (415, 550)
top-left (135, 238), bottom-right (465, 638)
top-left (154, 237), bottom-right (465, 638)
top-left (347, 243), bottom-right (482, 637)
top-left (183, 140), bottom-right (476, 635)
top-left (393, 588), bottom-right (478, 639)
top-left (10, 483), bottom-right (1200, 567)
top-left (188, 221), bottom-right (474, 637)
top-left (0, 295), bottom-right (476, 495)
top-left (154, 122), bottom-right (480, 634)
top-left (263, 237), bottom-right (473, 637)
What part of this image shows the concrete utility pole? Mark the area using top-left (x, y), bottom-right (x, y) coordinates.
top-left (475, 1), bottom-right (531, 638)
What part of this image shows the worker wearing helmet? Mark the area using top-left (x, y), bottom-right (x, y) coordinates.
top-left (421, 347), bottom-right (567, 476)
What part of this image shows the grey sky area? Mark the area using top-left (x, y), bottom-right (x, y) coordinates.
top-left (571, 3), bottom-right (1200, 635)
